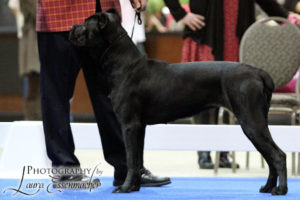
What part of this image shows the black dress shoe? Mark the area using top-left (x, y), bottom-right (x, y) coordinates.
top-left (219, 153), bottom-right (240, 169)
top-left (113, 168), bottom-right (171, 187)
top-left (52, 174), bottom-right (101, 189)
top-left (140, 168), bottom-right (171, 187)
top-left (198, 151), bottom-right (214, 169)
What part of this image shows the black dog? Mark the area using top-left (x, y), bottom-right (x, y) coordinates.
top-left (69, 9), bottom-right (287, 195)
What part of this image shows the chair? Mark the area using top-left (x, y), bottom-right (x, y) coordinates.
top-left (220, 17), bottom-right (300, 175)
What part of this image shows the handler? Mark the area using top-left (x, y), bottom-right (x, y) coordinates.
top-left (37, 0), bottom-right (171, 186)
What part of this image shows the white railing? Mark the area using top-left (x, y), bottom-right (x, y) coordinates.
top-left (0, 121), bottom-right (300, 177)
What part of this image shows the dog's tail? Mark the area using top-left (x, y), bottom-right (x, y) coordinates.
top-left (256, 68), bottom-right (274, 115)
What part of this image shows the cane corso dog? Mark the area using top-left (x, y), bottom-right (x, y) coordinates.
top-left (69, 9), bottom-right (287, 195)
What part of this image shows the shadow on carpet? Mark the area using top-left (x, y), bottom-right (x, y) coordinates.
top-left (0, 177), bottom-right (299, 200)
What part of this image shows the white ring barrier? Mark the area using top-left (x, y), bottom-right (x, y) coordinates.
top-left (1, 121), bottom-right (300, 177)
top-left (0, 122), bottom-right (10, 149)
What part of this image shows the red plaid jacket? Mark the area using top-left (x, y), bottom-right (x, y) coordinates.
top-left (36, 0), bottom-right (121, 32)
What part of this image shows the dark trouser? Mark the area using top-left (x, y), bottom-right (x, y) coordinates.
top-left (37, 32), bottom-right (127, 180)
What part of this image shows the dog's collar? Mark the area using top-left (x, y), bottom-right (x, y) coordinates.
top-left (99, 31), bottom-right (128, 65)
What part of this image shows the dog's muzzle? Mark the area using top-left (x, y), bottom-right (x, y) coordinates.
top-left (69, 25), bottom-right (87, 46)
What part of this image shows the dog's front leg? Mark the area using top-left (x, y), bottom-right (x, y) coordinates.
top-left (113, 122), bottom-right (143, 193)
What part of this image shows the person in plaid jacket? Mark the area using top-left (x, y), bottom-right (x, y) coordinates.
top-left (37, 0), bottom-right (171, 187)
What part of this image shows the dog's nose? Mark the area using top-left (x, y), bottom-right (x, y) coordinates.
top-left (70, 25), bottom-right (83, 31)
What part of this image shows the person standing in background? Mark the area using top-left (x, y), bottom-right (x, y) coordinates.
top-left (8, 0), bottom-right (41, 120)
top-left (119, 0), bottom-right (147, 54)
top-left (164, 0), bottom-right (300, 169)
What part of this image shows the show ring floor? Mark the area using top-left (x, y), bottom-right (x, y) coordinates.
top-left (0, 150), bottom-right (299, 199)
top-left (0, 177), bottom-right (300, 200)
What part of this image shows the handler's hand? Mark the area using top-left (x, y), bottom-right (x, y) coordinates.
top-left (130, 0), bottom-right (147, 12)
top-left (288, 12), bottom-right (300, 27)
top-left (181, 13), bottom-right (205, 31)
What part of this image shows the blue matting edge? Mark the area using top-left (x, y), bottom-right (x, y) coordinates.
top-left (0, 177), bottom-right (299, 200)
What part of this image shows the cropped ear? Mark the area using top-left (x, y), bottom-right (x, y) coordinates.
top-left (98, 13), bottom-right (108, 29)
top-left (106, 8), bottom-right (121, 23)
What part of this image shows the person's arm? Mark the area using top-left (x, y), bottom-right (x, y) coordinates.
top-left (257, 0), bottom-right (300, 26)
top-left (164, 0), bottom-right (205, 31)
top-left (256, 0), bottom-right (289, 17)
top-left (164, 0), bottom-right (187, 21)
top-left (147, 15), bottom-right (168, 32)
top-left (284, 0), bottom-right (300, 12)
top-left (130, 0), bottom-right (147, 12)
top-left (296, 1), bottom-right (300, 12)
top-left (8, 0), bottom-right (18, 16)
top-left (20, 0), bottom-right (36, 20)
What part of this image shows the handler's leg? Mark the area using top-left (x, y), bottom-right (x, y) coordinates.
top-left (38, 32), bottom-right (80, 167)
top-left (80, 52), bottom-right (128, 181)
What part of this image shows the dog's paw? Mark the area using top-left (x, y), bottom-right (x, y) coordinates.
top-left (271, 186), bottom-right (288, 195)
top-left (112, 184), bottom-right (140, 193)
top-left (259, 184), bottom-right (275, 193)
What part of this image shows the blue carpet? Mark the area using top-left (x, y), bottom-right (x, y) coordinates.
top-left (0, 177), bottom-right (299, 200)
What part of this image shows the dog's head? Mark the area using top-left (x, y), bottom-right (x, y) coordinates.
top-left (69, 8), bottom-right (124, 47)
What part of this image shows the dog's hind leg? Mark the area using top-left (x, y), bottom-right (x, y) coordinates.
top-left (227, 81), bottom-right (287, 195)
top-left (238, 118), bottom-right (287, 195)
top-left (137, 125), bottom-right (146, 170)
top-left (113, 121), bottom-right (144, 193)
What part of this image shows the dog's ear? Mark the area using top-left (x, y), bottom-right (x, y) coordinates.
top-left (106, 8), bottom-right (121, 23)
top-left (98, 13), bottom-right (108, 29)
